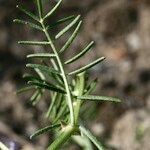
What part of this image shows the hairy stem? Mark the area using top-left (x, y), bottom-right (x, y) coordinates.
top-left (47, 125), bottom-right (76, 150)
top-left (74, 73), bottom-right (85, 124)
top-left (40, 19), bottom-right (75, 125)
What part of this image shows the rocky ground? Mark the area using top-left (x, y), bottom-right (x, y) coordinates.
top-left (0, 0), bottom-right (150, 149)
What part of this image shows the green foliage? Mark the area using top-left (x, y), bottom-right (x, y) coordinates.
top-left (15, 0), bottom-right (121, 149)
top-left (77, 95), bottom-right (121, 102)
top-left (80, 126), bottom-right (104, 150)
top-left (0, 142), bottom-right (9, 150)
top-left (64, 41), bottom-right (95, 64)
top-left (68, 57), bottom-right (105, 75)
top-left (30, 124), bottom-right (61, 139)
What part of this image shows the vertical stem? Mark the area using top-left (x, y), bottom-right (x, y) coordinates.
top-left (40, 19), bottom-right (75, 125)
top-left (74, 72), bottom-right (85, 124)
top-left (36, 0), bottom-right (43, 19)
top-left (47, 125), bottom-right (76, 150)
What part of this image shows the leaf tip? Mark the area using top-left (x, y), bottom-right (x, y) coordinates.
top-left (26, 55), bottom-right (32, 59)
top-left (116, 99), bottom-right (122, 103)
top-left (13, 19), bottom-right (16, 23)
top-left (30, 135), bottom-right (34, 140)
top-left (101, 56), bottom-right (106, 60)
top-left (26, 64), bottom-right (29, 67)
top-left (77, 14), bottom-right (81, 18)
top-left (91, 40), bottom-right (95, 44)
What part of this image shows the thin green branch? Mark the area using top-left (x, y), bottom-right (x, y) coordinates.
top-left (74, 73), bottom-right (85, 124)
top-left (40, 19), bottom-right (75, 125)
top-left (15, 1), bottom-right (122, 149)
top-left (36, 0), bottom-right (43, 19)
top-left (47, 125), bottom-right (76, 150)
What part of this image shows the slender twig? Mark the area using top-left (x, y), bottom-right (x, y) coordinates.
top-left (40, 19), bottom-right (75, 125)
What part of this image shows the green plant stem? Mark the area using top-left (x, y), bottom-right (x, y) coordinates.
top-left (0, 142), bottom-right (9, 150)
top-left (74, 73), bottom-right (85, 124)
top-left (40, 19), bottom-right (75, 125)
top-left (47, 125), bottom-right (76, 150)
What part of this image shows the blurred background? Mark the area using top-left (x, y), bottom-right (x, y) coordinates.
top-left (0, 0), bottom-right (150, 149)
